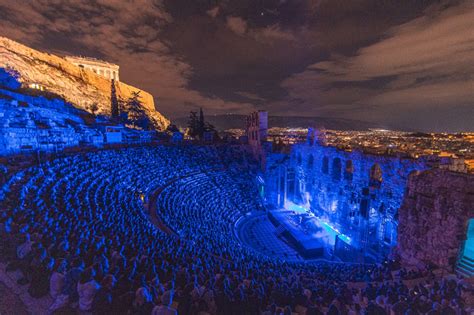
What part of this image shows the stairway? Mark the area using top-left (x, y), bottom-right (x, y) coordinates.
top-left (456, 219), bottom-right (474, 279)
top-left (456, 256), bottom-right (474, 278)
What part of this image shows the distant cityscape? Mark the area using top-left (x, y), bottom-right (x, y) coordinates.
top-left (224, 126), bottom-right (474, 173)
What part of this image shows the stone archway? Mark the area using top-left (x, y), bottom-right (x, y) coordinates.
top-left (369, 163), bottom-right (383, 188)
top-left (322, 156), bottom-right (329, 174)
top-left (332, 158), bottom-right (342, 181)
top-left (307, 154), bottom-right (314, 168)
top-left (344, 160), bottom-right (354, 181)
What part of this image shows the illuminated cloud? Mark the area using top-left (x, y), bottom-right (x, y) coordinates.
top-left (0, 0), bottom-right (255, 117)
top-left (0, 0), bottom-right (471, 130)
top-left (277, 1), bottom-right (474, 131)
top-left (206, 6), bottom-right (220, 18)
top-left (226, 16), bottom-right (248, 36)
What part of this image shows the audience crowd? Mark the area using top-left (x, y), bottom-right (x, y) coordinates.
top-left (0, 145), bottom-right (471, 314)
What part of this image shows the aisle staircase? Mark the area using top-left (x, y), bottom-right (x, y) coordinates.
top-left (456, 219), bottom-right (474, 278)
top-left (456, 256), bottom-right (474, 278)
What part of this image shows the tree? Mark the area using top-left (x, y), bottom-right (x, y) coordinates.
top-left (118, 96), bottom-right (126, 113)
top-left (199, 107), bottom-right (205, 135)
top-left (125, 91), bottom-right (152, 130)
top-left (187, 111), bottom-right (200, 138)
top-left (110, 79), bottom-right (119, 119)
top-left (116, 96), bottom-right (128, 123)
top-left (204, 121), bottom-right (216, 134)
top-left (187, 108), bottom-right (216, 140)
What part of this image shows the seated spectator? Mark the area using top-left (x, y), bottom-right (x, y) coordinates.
top-left (50, 259), bottom-right (67, 299)
top-left (152, 289), bottom-right (177, 315)
top-left (92, 274), bottom-right (116, 314)
top-left (0, 146), bottom-right (470, 315)
top-left (132, 287), bottom-right (154, 315)
top-left (28, 249), bottom-right (53, 298)
top-left (77, 267), bottom-right (100, 311)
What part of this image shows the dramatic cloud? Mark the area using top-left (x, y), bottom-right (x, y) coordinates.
top-left (277, 1), bottom-right (474, 131)
top-left (226, 16), bottom-right (248, 36)
top-left (206, 6), bottom-right (220, 18)
top-left (253, 25), bottom-right (296, 43)
top-left (0, 0), bottom-right (255, 118)
top-left (226, 16), bottom-right (295, 43)
top-left (235, 91), bottom-right (267, 102)
top-left (0, 0), bottom-right (471, 130)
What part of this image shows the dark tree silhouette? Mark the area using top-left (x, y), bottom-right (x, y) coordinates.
top-left (187, 111), bottom-right (200, 138)
top-left (199, 107), bottom-right (205, 135)
top-left (187, 108), bottom-right (216, 140)
top-left (110, 79), bottom-right (119, 119)
top-left (125, 91), bottom-right (152, 130)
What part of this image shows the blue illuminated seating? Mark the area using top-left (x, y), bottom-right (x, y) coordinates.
top-left (0, 145), bottom-right (469, 314)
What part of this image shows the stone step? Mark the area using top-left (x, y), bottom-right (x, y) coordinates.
top-left (456, 266), bottom-right (472, 278)
top-left (458, 262), bottom-right (473, 274)
top-left (462, 255), bottom-right (474, 264)
top-left (456, 263), bottom-right (474, 278)
top-left (459, 257), bottom-right (474, 268)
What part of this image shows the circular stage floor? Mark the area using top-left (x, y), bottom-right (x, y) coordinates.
top-left (236, 213), bottom-right (302, 260)
top-left (236, 212), bottom-right (334, 262)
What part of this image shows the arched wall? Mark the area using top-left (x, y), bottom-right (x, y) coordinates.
top-left (267, 142), bottom-right (429, 255)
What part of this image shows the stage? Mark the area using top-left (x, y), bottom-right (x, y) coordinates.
top-left (235, 204), bottom-right (357, 262)
top-left (267, 202), bottom-right (354, 259)
top-left (268, 210), bottom-right (326, 258)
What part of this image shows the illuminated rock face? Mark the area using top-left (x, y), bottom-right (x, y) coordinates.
top-left (266, 143), bottom-right (429, 260)
top-left (0, 37), bottom-right (169, 130)
top-left (397, 169), bottom-right (474, 268)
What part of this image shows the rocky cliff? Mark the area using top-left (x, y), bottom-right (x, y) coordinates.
top-left (397, 169), bottom-right (474, 269)
top-left (0, 37), bottom-right (169, 130)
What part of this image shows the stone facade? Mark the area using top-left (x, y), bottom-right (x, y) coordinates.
top-left (246, 111), bottom-right (268, 169)
top-left (265, 142), bottom-right (430, 261)
top-left (397, 169), bottom-right (474, 269)
top-left (0, 92), bottom-right (97, 154)
top-left (0, 89), bottom-right (156, 155)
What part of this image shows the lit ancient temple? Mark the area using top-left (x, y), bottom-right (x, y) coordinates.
top-left (65, 56), bottom-right (120, 81)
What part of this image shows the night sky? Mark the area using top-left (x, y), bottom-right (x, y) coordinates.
top-left (0, 0), bottom-right (473, 131)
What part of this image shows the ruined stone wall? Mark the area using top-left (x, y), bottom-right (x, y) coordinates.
top-left (266, 142), bottom-right (429, 257)
top-left (0, 95), bottom-right (96, 155)
top-left (0, 37), bottom-right (169, 130)
top-left (397, 169), bottom-right (474, 268)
